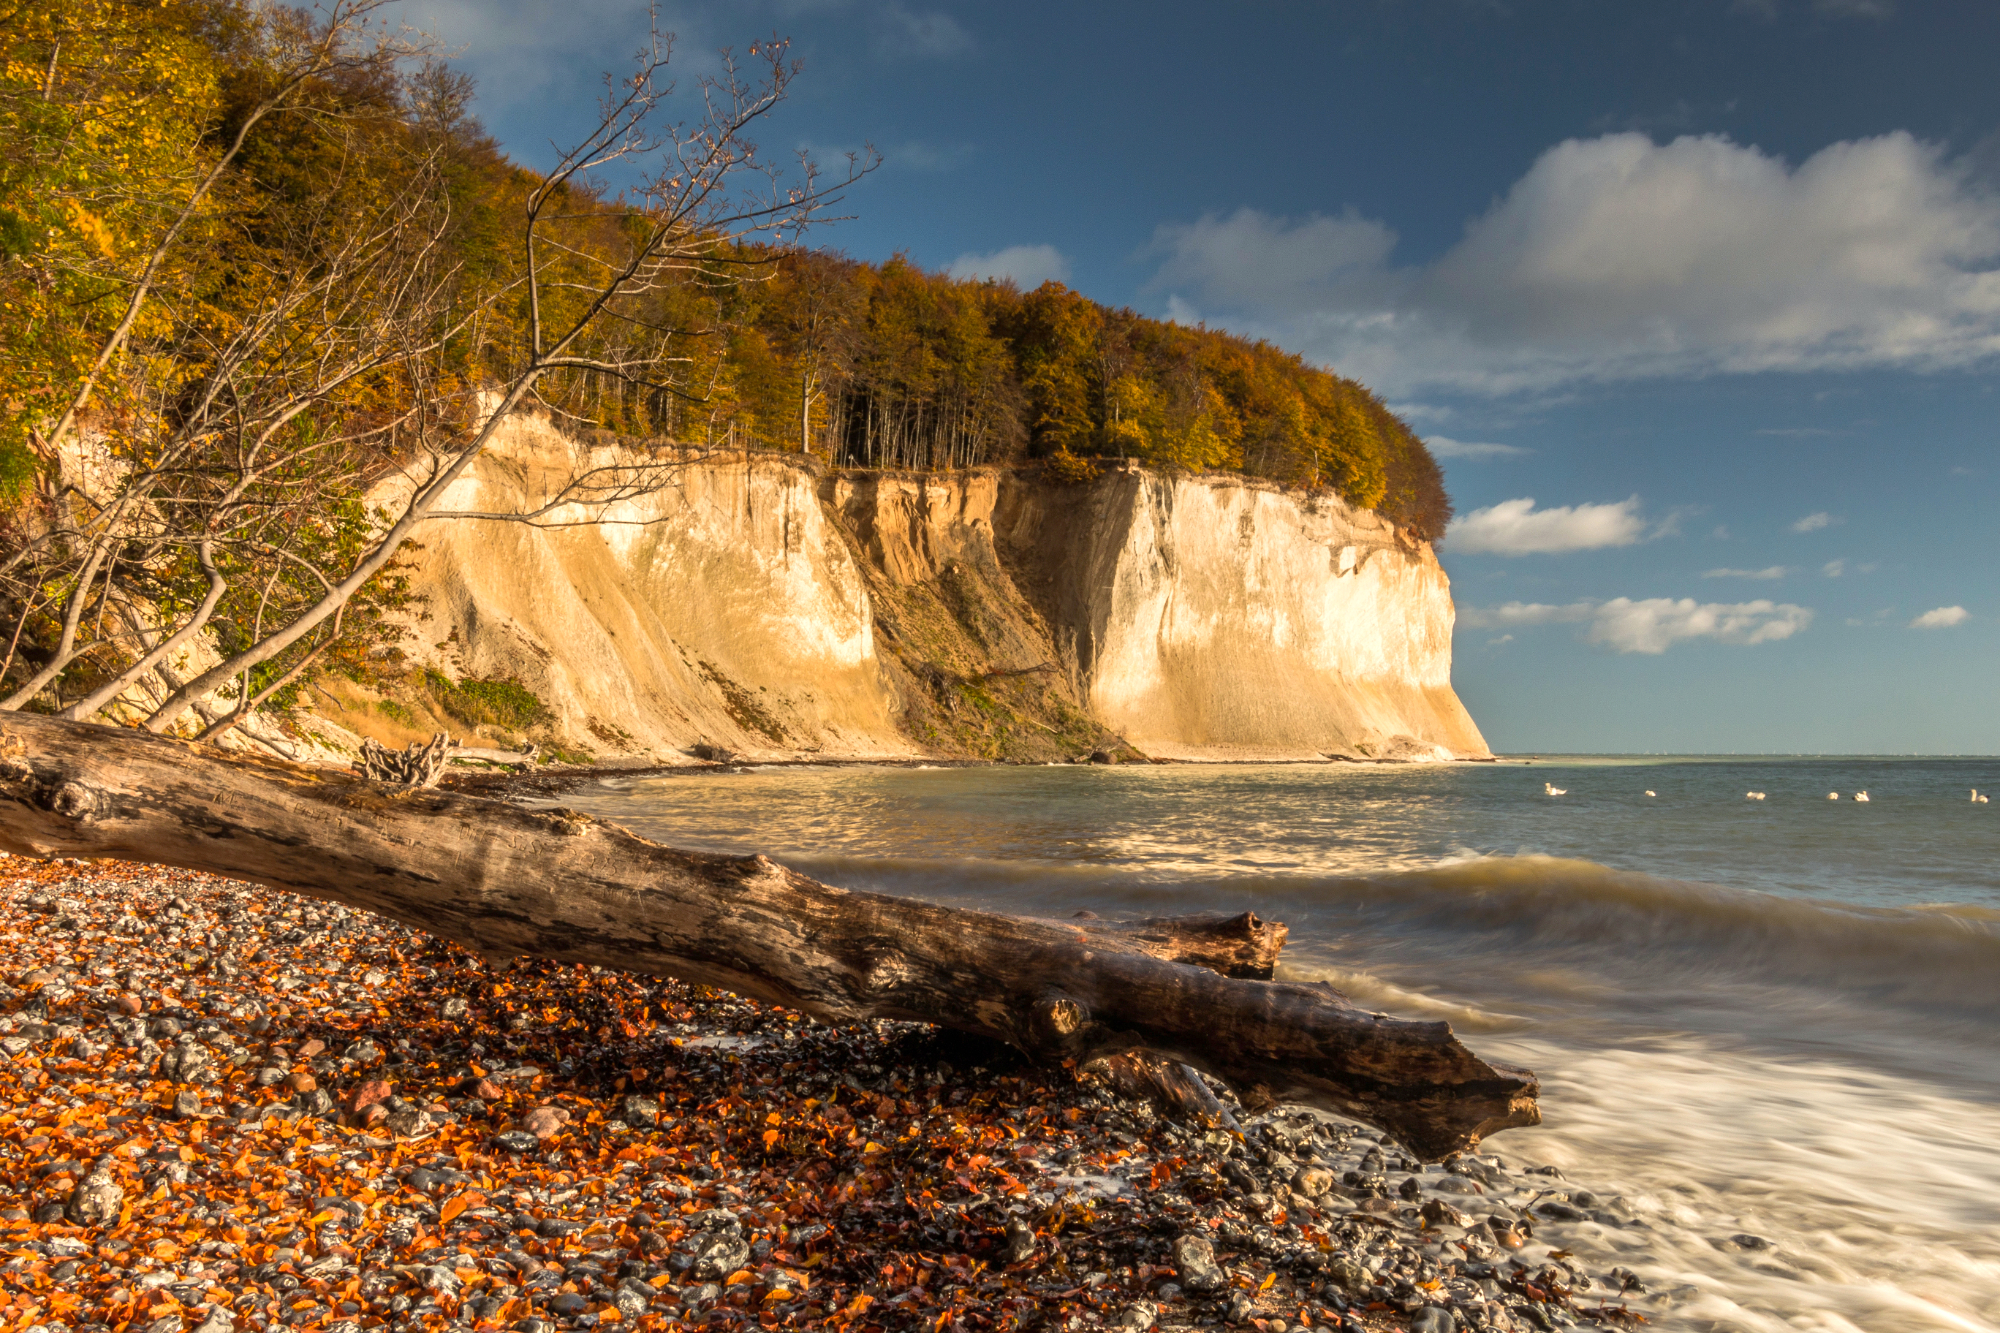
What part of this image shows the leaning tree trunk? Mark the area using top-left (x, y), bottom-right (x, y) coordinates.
top-left (0, 714), bottom-right (1538, 1159)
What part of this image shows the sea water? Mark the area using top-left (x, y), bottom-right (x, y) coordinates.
top-left (575, 757), bottom-right (2000, 1332)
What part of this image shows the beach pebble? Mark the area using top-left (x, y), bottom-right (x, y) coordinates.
top-left (1421, 1198), bottom-right (1471, 1228)
top-left (1003, 1215), bottom-right (1036, 1264)
top-left (1409, 1309), bottom-right (1453, 1333)
top-left (66, 1161), bottom-right (123, 1225)
top-left (1172, 1233), bottom-right (1227, 1292)
top-left (688, 1229), bottom-right (752, 1280)
top-left (384, 1105), bottom-right (433, 1137)
top-left (1111, 1300), bottom-right (1157, 1331)
top-left (1292, 1165), bottom-right (1334, 1198)
top-left (520, 1104), bottom-right (569, 1138)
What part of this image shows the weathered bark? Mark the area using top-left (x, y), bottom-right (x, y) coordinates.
top-left (1062, 909), bottom-right (1288, 980)
top-left (0, 713), bottom-right (1539, 1158)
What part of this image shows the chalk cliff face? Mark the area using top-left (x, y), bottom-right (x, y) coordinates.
top-left (314, 416), bottom-right (1488, 763)
top-left (996, 468), bottom-right (1488, 762)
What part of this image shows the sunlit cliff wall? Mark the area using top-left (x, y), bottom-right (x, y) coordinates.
top-left (310, 416), bottom-right (1488, 763)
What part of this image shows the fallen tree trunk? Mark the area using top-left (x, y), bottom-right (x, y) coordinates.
top-left (0, 713), bottom-right (1538, 1158)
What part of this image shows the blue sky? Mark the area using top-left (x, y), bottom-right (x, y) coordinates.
top-left (388, 0), bottom-right (2000, 753)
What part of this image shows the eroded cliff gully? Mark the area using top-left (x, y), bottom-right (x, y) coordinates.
top-left (307, 416), bottom-right (1489, 765)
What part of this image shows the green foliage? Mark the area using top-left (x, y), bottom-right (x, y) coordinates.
top-left (421, 671), bottom-right (553, 733)
top-left (704, 263), bottom-right (1450, 537)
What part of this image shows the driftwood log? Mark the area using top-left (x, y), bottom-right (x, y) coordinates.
top-left (0, 713), bottom-right (1539, 1158)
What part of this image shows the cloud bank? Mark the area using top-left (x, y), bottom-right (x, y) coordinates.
top-left (1460, 598), bottom-right (1814, 653)
top-left (1446, 496), bottom-right (1646, 554)
top-left (1150, 131), bottom-right (2000, 394)
top-left (947, 244), bottom-right (1071, 288)
top-left (1704, 566), bottom-right (1789, 579)
top-left (1910, 605), bottom-right (1969, 628)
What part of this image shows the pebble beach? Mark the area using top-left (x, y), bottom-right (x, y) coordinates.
top-left (0, 855), bottom-right (1643, 1333)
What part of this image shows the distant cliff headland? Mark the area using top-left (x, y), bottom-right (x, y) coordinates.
top-left (0, 4), bottom-right (1477, 762)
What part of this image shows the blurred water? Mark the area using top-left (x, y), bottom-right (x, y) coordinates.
top-left (575, 758), bottom-right (2000, 1332)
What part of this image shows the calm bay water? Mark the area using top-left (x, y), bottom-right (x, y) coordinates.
top-left (572, 757), bottom-right (2000, 1333)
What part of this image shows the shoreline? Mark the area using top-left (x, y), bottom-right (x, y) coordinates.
top-left (438, 756), bottom-right (1503, 803)
top-left (1, 857), bottom-right (1641, 1333)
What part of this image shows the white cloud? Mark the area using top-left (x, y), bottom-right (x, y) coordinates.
top-left (1587, 598), bottom-right (1813, 653)
top-left (1446, 496), bottom-right (1646, 555)
top-left (1148, 131), bottom-right (2000, 395)
top-left (947, 244), bottom-right (1071, 288)
top-left (1791, 511), bottom-right (1838, 532)
top-left (1704, 566), bottom-right (1788, 579)
top-left (1462, 597), bottom-right (1812, 653)
top-left (1427, 436), bottom-right (1530, 460)
top-left (1910, 605), bottom-right (1970, 629)
top-left (1822, 558), bottom-right (1846, 577)
top-left (1458, 601), bottom-right (1597, 629)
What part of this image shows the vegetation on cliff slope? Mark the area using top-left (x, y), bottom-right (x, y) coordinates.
top-left (0, 0), bottom-right (1445, 734)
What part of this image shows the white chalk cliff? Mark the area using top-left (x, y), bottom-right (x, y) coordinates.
top-left (315, 416), bottom-right (1488, 763)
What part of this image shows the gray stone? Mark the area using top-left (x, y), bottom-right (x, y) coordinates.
top-left (1111, 1301), bottom-right (1157, 1332)
top-left (1324, 1256), bottom-right (1367, 1294)
top-left (612, 1282), bottom-right (653, 1319)
top-left (492, 1130), bottom-right (541, 1154)
top-left (190, 1310), bottom-right (235, 1333)
top-left (688, 1229), bottom-right (751, 1280)
top-left (549, 1294), bottom-right (588, 1316)
top-left (440, 997), bottom-right (470, 1020)
top-left (67, 1161), bottom-right (124, 1225)
top-left (384, 1106), bottom-right (433, 1138)
top-left (1224, 1293), bottom-right (1255, 1326)
top-left (1002, 1215), bottom-right (1036, 1265)
top-left (618, 1095), bottom-right (661, 1128)
top-left (172, 1090), bottom-right (203, 1119)
top-left (1172, 1233), bottom-right (1227, 1294)
top-left (1292, 1166), bottom-right (1335, 1199)
top-left (1409, 1308), bottom-right (1453, 1333)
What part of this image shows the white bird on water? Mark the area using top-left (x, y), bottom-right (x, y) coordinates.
top-left (1855, 791), bottom-right (1871, 802)
top-left (1827, 792), bottom-right (1840, 800)
top-left (1644, 790), bottom-right (1656, 797)
top-left (1975, 789), bottom-right (1990, 804)
top-left (1746, 791), bottom-right (1767, 801)
top-left (1545, 782), bottom-right (1567, 796)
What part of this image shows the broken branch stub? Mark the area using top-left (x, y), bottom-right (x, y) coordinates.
top-left (0, 714), bottom-right (1539, 1158)
top-left (357, 733), bottom-right (456, 786)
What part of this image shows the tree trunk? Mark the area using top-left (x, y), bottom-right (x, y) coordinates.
top-left (0, 714), bottom-right (1538, 1159)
